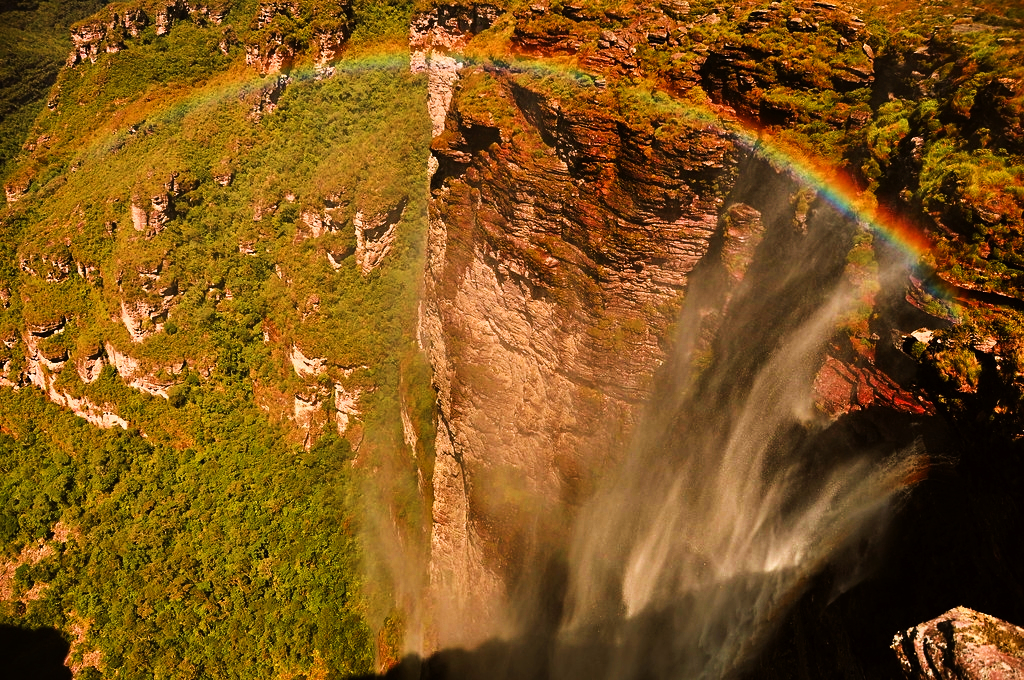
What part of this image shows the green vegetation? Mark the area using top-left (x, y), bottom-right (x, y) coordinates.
top-left (859, 14), bottom-right (1024, 298)
top-left (349, 0), bottom-right (414, 47)
top-left (0, 1), bottom-right (113, 185)
top-left (0, 386), bottom-right (373, 679)
top-left (0, 0), bottom-right (432, 674)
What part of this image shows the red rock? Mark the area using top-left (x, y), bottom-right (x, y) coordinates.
top-left (814, 355), bottom-right (933, 417)
top-left (892, 606), bottom-right (1024, 680)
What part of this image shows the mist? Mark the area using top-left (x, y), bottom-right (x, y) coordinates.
top-left (395, 167), bottom-right (930, 680)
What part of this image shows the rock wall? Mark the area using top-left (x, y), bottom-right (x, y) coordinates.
top-left (419, 57), bottom-right (740, 643)
top-left (66, 1), bottom-right (224, 67)
top-left (414, 0), bottom-right (949, 653)
top-left (410, 4), bottom-right (500, 149)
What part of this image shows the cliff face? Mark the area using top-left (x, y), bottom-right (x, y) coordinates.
top-left (893, 607), bottom-right (1024, 680)
top-left (421, 65), bottom-right (737, 638)
top-left (415, 0), bottom-right (1024, 658)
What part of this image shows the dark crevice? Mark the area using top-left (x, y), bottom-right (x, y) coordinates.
top-left (0, 624), bottom-right (72, 680)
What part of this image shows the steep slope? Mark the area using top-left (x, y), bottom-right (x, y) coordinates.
top-left (0, 1), bottom-right (114, 184)
top-left (421, 61), bottom-right (738, 642)
top-left (413, 0), bottom-right (1024, 673)
top-left (2, 0), bottom-right (1024, 677)
top-left (0, 0), bottom-right (435, 676)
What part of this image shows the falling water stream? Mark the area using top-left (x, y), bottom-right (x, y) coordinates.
top-left (407, 169), bottom-right (930, 680)
top-left (545, 190), bottom-right (926, 680)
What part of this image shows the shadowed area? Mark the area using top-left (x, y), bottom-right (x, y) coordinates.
top-left (354, 406), bottom-right (1024, 680)
top-left (0, 624), bottom-right (72, 680)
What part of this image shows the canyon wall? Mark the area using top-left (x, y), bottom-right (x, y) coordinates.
top-left (414, 0), bottom-right (1024, 657)
top-left (419, 64), bottom-right (737, 641)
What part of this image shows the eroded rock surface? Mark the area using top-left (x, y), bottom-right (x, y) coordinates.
top-left (421, 64), bottom-right (737, 643)
top-left (245, 0), bottom-right (352, 75)
top-left (814, 355), bottom-right (934, 417)
top-left (67, 2), bottom-right (223, 66)
top-left (67, 8), bottom-right (147, 65)
top-left (892, 607), bottom-right (1024, 680)
top-left (355, 199), bottom-right (408, 275)
top-left (410, 4), bottom-right (500, 140)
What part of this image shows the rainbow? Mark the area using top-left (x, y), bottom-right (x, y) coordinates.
top-left (65, 47), bottom-right (957, 312)
top-left (485, 58), bottom-right (938, 262)
top-left (463, 55), bottom-right (958, 312)
top-left (65, 50), bottom-right (416, 166)
top-left (678, 106), bottom-right (961, 316)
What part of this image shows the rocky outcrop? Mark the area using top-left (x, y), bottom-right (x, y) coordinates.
top-left (278, 363), bottom-right (366, 449)
top-left (22, 317), bottom-right (68, 390)
top-left (265, 338), bottom-right (366, 446)
top-left (62, 0), bottom-right (350, 75)
top-left (46, 390), bottom-right (129, 430)
top-left (299, 195), bottom-right (346, 239)
top-left (254, 0), bottom-right (299, 27)
top-left (130, 174), bottom-right (183, 236)
top-left (814, 355), bottom-right (935, 417)
top-left (334, 383), bottom-right (360, 434)
top-left (245, 0), bottom-right (352, 75)
top-left (3, 175), bottom-right (30, 204)
top-left (19, 244), bottom-right (74, 283)
top-left (75, 345), bottom-right (106, 383)
top-left (354, 199), bottom-right (407, 275)
top-left (104, 342), bottom-right (183, 399)
top-left (892, 607), bottom-right (1024, 679)
top-left (313, 29), bottom-right (346, 78)
top-left (720, 202), bottom-right (765, 282)
top-left (25, 317), bottom-right (64, 338)
top-left (410, 4), bottom-right (500, 140)
top-left (67, 2), bottom-right (223, 66)
top-left (247, 75), bottom-right (290, 121)
top-left (410, 4), bottom-right (500, 55)
top-left (114, 258), bottom-right (178, 344)
top-left (697, 3), bottom-right (875, 113)
top-left (418, 52), bottom-right (463, 143)
top-left (245, 38), bottom-right (295, 75)
top-left (213, 165), bottom-right (233, 186)
top-left (507, 2), bottom-right (874, 125)
top-left (2, 306), bottom-right (177, 424)
top-left (293, 392), bottom-right (322, 449)
top-left (299, 206), bottom-right (329, 236)
top-left (290, 344), bottom-right (325, 378)
top-left (67, 8), bottom-right (147, 66)
top-left (245, 1), bottom-right (298, 74)
top-left (12, 321), bottom-right (129, 429)
top-left (119, 299), bottom-right (169, 342)
top-left (154, 0), bottom-right (224, 36)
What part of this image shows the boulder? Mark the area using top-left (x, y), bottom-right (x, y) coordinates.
top-left (892, 606), bottom-right (1024, 679)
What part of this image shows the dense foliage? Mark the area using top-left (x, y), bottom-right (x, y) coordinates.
top-left (0, 0), bottom-right (113, 182)
top-left (0, 387), bottom-right (373, 679)
top-left (0, 0), bottom-right (431, 676)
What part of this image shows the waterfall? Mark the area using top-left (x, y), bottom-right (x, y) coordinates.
top-left (548, 193), bottom-right (926, 680)
top-left (408, 175), bottom-right (929, 680)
